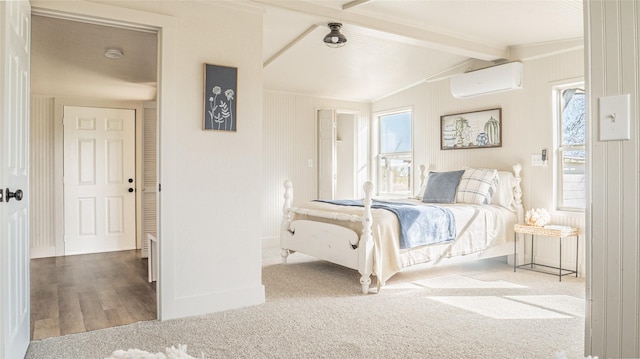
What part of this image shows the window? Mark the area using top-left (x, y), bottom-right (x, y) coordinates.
top-left (376, 110), bottom-right (412, 196)
top-left (555, 84), bottom-right (586, 210)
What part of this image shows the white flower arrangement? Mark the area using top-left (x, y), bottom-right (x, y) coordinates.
top-left (525, 208), bottom-right (551, 227)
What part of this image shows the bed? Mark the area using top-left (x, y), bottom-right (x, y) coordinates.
top-left (280, 164), bottom-right (524, 294)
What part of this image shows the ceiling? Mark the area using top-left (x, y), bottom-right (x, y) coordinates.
top-left (260, 0), bottom-right (584, 102)
top-left (31, 15), bottom-right (158, 101)
top-left (30, 0), bottom-right (583, 103)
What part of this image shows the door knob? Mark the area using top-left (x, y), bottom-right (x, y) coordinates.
top-left (5, 188), bottom-right (23, 202)
top-left (128, 178), bottom-right (134, 183)
top-left (128, 188), bottom-right (134, 193)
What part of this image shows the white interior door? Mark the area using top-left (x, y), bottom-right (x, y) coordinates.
top-left (0, 1), bottom-right (31, 358)
top-left (63, 106), bottom-right (136, 255)
top-left (318, 109), bottom-right (336, 200)
top-left (335, 113), bottom-right (357, 199)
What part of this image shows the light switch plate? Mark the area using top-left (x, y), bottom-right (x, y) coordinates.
top-left (599, 94), bottom-right (631, 141)
top-left (531, 154), bottom-right (547, 167)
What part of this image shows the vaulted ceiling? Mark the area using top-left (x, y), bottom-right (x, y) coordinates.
top-left (259, 0), bottom-right (584, 101)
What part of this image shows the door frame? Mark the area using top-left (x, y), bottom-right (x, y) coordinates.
top-left (30, 1), bottom-right (176, 320)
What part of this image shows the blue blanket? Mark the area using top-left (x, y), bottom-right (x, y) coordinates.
top-left (314, 199), bottom-right (456, 249)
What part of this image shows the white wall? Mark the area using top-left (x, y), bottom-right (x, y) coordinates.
top-left (372, 50), bottom-right (586, 273)
top-left (29, 97), bottom-right (55, 258)
top-left (585, 1), bottom-right (640, 357)
top-left (262, 91), bottom-right (371, 242)
top-left (32, 0), bottom-right (266, 320)
top-left (134, 1), bottom-right (266, 319)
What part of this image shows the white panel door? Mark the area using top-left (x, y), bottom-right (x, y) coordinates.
top-left (0, 1), bottom-right (31, 358)
top-left (317, 109), bottom-right (336, 200)
top-left (63, 106), bottom-right (136, 255)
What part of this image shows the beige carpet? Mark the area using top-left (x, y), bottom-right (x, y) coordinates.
top-left (412, 273), bottom-right (528, 289)
top-left (25, 247), bottom-right (586, 359)
top-left (426, 296), bottom-right (573, 319)
top-left (106, 344), bottom-right (200, 359)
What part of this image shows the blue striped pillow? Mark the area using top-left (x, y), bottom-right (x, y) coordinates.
top-left (456, 168), bottom-right (498, 204)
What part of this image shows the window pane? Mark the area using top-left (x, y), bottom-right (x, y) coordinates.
top-left (561, 149), bottom-right (585, 208)
top-left (558, 86), bottom-right (586, 210)
top-left (380, 112), bottom-right (411, 153)
top-left (561, 89), bottom-right (585, 146)
top-left (378, 155), bottom-right (412, 194)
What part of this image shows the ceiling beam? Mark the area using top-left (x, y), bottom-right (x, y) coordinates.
top-left (251, 0), bottom-right (506, 61)
top-left (264, 24), bottom-right (319, 68)
top-left (342, 0), bottom-right (374, 11)
top-left (508, 38), bottom-right (584, 61)
top-left (424, 59), bottom-right (496, 83)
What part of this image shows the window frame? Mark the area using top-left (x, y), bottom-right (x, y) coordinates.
top-left (373, 107), bottom-right (413, 198)
top-left (553, 81), bottom-right (586, 212)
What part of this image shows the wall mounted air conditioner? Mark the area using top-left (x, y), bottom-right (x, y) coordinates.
top-left (450, 62), bottom-right (523, 98)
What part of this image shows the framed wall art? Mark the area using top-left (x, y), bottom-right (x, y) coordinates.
top-left (440, 108), bottom-right (502, 150)
top-left (203, 63), bottom-right (237, 131)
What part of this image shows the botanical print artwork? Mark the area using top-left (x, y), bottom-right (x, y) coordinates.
top-left (441, 108), bottom-right (502, 150)
top-left (207, 86), bottom-right (235, 131)
top-left (203, 64), bottom-right (237, 131)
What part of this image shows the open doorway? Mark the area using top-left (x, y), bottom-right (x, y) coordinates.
top-left (29, 14), bottom-right (159, 339)
top-left (317, 109), bottom-right (359, 200)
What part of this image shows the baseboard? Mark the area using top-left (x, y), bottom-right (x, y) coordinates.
top-left (262, 236), bottom-right (279, 249)
top-left (30, 246), bottom-right (56, 259)
top-left (160, 284), bottom-right (265, 321)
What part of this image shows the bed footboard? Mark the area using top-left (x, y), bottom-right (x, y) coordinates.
top-left (280, 180), bottom-right (374, 294)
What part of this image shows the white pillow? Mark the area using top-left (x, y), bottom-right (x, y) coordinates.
top-left (492, 171), bottom-right (516, 209)
top-left (456, 168), bottom-right (498, 204)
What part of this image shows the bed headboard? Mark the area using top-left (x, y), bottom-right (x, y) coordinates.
top-left (418, 164), bottom-right (524, 224)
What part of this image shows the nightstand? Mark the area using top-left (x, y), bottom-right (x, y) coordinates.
top-left (514, 224), bottom-right (579, 281)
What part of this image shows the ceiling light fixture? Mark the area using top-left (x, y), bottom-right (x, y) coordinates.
top-left (104, 48), bottom-right (124, 59)
top-left (323, 23), bottom-right (347, 48)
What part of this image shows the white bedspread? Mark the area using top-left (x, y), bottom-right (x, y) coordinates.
top-left (291, 199), bottom-right (517, 285)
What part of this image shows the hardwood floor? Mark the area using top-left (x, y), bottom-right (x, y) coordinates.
top-left (30, 250), bottom-right (156, 340)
